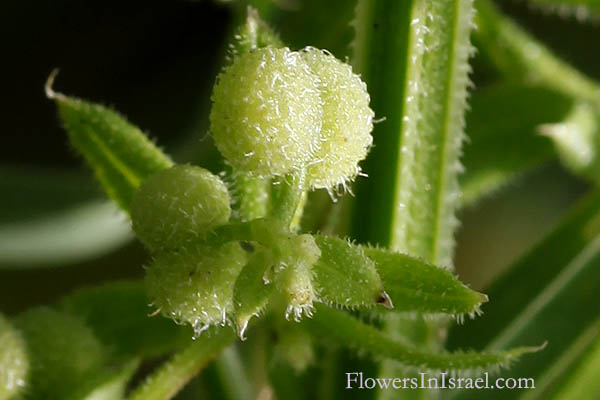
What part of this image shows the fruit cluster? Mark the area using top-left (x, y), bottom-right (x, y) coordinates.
top-left (131, 46), bottom-right (375, 337)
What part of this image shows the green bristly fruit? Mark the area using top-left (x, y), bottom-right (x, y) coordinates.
top-left (131, 165), bottom-right (232, 252)
top-left (210, 47), bottom-right (322, 177)
top-left (301, 47), bottom-right (374, 191)
top-left (145, 242), bottom-right (248, 337)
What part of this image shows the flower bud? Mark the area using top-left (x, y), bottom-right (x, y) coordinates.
top-left (301, 47), bottom-right (374, 190)
top-left (131, 165), bottom-right (231, 252)
top-left (210, 47), bottom-right (323, 177)
top-left (145, 242), bottom-right (248, 337)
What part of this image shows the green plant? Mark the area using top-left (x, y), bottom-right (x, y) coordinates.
top-left (2, 0), bottom-right (600, 399)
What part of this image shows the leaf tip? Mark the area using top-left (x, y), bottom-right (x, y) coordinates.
top-left (45, 68), bottom-right (65, 101)
top-left (236, 318), bottom-right (250, 341)
top-left (376, 290), bottom-right (394, 309)
top-left (478, 292), bottom-right (489, 304)
top-left (533, 340), bottom-right (548, 352)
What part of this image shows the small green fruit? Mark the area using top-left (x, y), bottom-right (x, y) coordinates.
top-left (301, 47), bottom-right (374, 190)
top-left (145, 242), bottom-right (248, 337)
top-left (131, 165), bottom-right (231, 251)
top-left (210, 47), bottom-right (323, 177)
top-left (0, 314), bottom-right (28, 400)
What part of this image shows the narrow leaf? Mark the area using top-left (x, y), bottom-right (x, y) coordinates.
top-left (128, 328), bottom-right (234, 400)
top-left (213, 346), bottom-right (254, 400)
top-left (550, 319), bottom-right (600, 400)
top-left (525, 318), bottom-right (600, 400)
top-left (351, 0), bottom-right (474, 268)
top-left (448, 190), bottom-right (600, 399)
top-left (351, 2), bottom-right (476, 395)
top-left (0, 167), bottom-right (99, 224)
top-left (473, 1), bottom-right (600, 189)
top-left (461, 84), bottom-right (572, 206)
top-left (312, 235), bottom-right (388, 310)
top-left (71, 359), bottom-right (140, 400)
top-left (14, 307), bottom-right (109, 400)
top-left (526, 0), bottom-right (600, 21)
top-left (233, 248), bottom-right (275, 339)
top-left (364, 247), bottom-right (487, 317)
top-left (48, 73), bottom-right (174, 212)
top-left (306, 305), bottom-right (542, 373)
top-left (474, 0), bottom-right (600, 104)
top-left (0, 167), bottom-right (132, 268)
top-left (539, 102), bottom-right (600, 184)
top-left (0, 200), bottom-right (132, 268)
top-left (59, 281), bottom-right (190, 358)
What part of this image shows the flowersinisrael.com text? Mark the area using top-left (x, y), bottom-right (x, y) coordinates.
top-left (345, 372), bottom-right (535, 390)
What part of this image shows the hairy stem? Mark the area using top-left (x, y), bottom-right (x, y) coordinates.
top-left (128, 330), bottom-right (234, 400)
top-left (214, 345), bottom-right (253, 400)
top-left (352, 0), bottom-right (475, 398)
top-left (270, 171), bottom-right (307, 230)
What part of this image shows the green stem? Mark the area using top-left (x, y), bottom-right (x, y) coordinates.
top-left (232, 172), bottom-right (269, 222)
top-left (228, 7), bottom-right (284, 223)
top-left (351, 1), bottom-right (475, 398)
top-left (270, 171), bottom-right (307, 229)
top-left (128, 329), bottom-right (234, 400)
top-left (214, 345), bottom-right (253, 400)
top-left (306, 304), bottom-right (542, 372)
top-left (352, 0), bottom-right (473, 267)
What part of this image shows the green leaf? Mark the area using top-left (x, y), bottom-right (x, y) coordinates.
top-left (474, 0), bottom-right (600, 104)
top-left (305, 304), bottom-right (542, 373)
top-left (0, 167), bottom-right (99, 224)
top-left (364, 246), bottom-right (487, 317)
top-left (312, 235), bottom-right (388, 310)
top-left (540, 102), bottom-right (600, 184)
top-left (0, 200), bottom-right (132, 268)
top-left (550, 320), bottom-right (600, 400)
top-left (48, 74), bottom-right (174, 212)
top-left (233, 248), bottom-right (275, 339)
top-left (351, 1), bottom-right (476, 396)
top-left (461, 84), bottom-right (573, 206)
top-left (0, 167), bottom-right (132, 268)
top-left (526, 0), bottom-right (600, 21)
top-left (448, 190), bottom-right (600, 399)
top-left (212, 346), bottom-right (253, 400)
top-left (473, 1), bottom-right (600, 190)
top-left (70, 359), bottom-right (139, 400)
top-left (59, 281), bottom-right (190, 358)
top-left (351, 0), bottom-right (474, 266)
top-left (127, 328), bottom-right (235, 400)
top-left (14, 307), bottom-right (109, 400)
